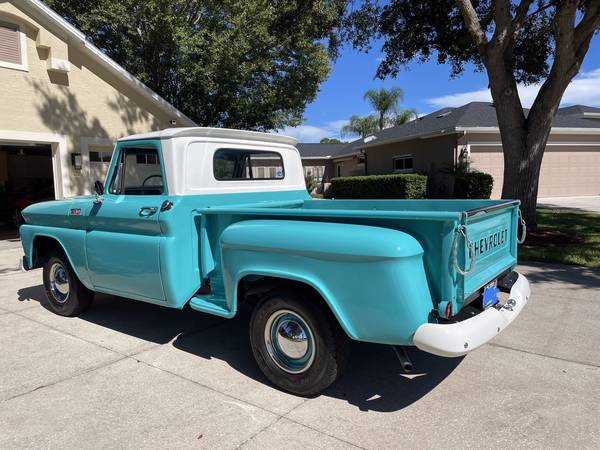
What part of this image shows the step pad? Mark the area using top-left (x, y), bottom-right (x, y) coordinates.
top-left (189, 295), bottom-right (234, 318)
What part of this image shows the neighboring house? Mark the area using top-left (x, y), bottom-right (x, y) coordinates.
top-left (296, 143), bottom-right (365, 183)
top-left (334, 102), bottom-right (600, 198)
top-left (0, 0), bottom-right (195, 209)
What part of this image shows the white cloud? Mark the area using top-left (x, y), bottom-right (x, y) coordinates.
top-left (427, 68), bottom-right (600, 108)
top-left (279, 119), bottom-right (349, 143)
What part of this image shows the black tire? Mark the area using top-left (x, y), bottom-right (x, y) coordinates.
top-left (42, 252), bottom-right (94, 316)
top-left (249, 288), bottom-right (349, 396)
top-left (11, 208), bottom-right (23, 228)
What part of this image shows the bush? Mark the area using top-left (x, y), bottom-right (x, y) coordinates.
top-left (330, 174), bottom-right (427, 199)
top-left (454, 171), bottom-right (494, 199)
top-left (305, 175), bottom-right (318, 193)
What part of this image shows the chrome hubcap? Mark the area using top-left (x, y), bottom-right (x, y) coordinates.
top-left (264, 310), bottom-right (315, 374)
top-left (49, 262), bottom-right (69, 303)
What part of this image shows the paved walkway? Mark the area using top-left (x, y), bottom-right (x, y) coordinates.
top-left (0, 248), bottom-right (598, 449)
top-left (538, 195), bottom-right (600, 213)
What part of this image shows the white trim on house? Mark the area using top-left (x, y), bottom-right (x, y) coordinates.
top-left (21, 0), bottom-right (196, 127)
top-left (582, 112), bottom-right (600, 119)
top-left (0, 19), bottom-right (28, 72)
top-left (301, 155), bottom-right (333, 160)
top-left (468, 141), bottom-right (600, 147)
top-left (0, 130), bottom-right (67, 199)
top-left (457, 126), bottom-right (600, 135)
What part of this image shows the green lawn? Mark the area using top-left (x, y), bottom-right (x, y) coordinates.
top-left (518, 208), bottom-right (600, 268)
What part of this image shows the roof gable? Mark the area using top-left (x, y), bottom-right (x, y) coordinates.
top-left (19, 0), bottom-right (196, 126)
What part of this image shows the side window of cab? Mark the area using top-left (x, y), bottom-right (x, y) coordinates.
top-left (109, 147), bottom-right (164, 195)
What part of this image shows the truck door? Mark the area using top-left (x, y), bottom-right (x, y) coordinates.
top-left (85, 141), bottom-right (168, 301)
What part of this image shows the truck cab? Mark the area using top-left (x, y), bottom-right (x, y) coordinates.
top-left (20, 127), bottom-right (530, 396)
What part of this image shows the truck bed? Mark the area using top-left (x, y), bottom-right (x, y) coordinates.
top-left (198, 198), bottom-right (521, 315)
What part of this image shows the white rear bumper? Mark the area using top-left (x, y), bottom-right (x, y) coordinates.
top-left (413, 273), bottom-right (530, 357)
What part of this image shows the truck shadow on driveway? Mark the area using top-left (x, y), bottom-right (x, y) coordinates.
top-left (18, 285), bottom-right (463, 412)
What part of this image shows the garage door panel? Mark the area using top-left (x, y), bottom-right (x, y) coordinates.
top-left (470, 145), bottom-right (600, 198)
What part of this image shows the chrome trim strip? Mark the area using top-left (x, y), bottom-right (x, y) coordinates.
top-left (466, 200), bottom-right (520, 218)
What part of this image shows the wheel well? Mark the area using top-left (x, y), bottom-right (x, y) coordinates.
top-left (31, 236), bottom-right (64, 268)
top-left (238, 275), bottom-right (337, 320)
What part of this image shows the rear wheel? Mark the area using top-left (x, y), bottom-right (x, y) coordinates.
top-left (249, 288), bottom-right (348, 396)
top-left (42, 253), bottom-right (94, 316)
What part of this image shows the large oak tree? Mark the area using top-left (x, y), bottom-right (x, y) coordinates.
top-left (44, 0), bottom-right (346, 131)
top-left (346, 0), bottom-right (600, 226)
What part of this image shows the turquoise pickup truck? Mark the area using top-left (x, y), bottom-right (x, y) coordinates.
top-left (20, 128), bottom-right (530, 395)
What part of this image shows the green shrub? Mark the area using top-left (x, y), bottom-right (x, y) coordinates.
top-left (454, 171), bottom-right (494, 199)
top-left (305, 175), bottom-right (318, 193)
top-left (330, 174), bottom-right (427, 199)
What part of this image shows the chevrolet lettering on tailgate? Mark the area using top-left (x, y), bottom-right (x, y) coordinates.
top-left (474, 227), bottom-right (508, 256)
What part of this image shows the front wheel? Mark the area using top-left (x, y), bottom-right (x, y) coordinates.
top-left (249, 288), bottom-right (348, 396)
top-left (42, 253), bottom-right (94, 316)
top-left (11, 208), bottom-right (23, 228)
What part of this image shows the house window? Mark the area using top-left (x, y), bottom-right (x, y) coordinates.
top-left (89, 151), bottom-right (112, 163)
top-left (213, 149), bottom-right (284, 180)
top-left (135, 152), bottom-right (158, 165)
top-left (336, 163), bottom-right (343, 177)
top-left (393, 155), bottom-right (414, 172)
top-left (304, 165), bottom-right (324, 182)
top-left (0, 20), bottom-right (27, 71)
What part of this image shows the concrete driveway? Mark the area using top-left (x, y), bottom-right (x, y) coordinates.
top-left (0, 248), bottom-right (599, 449)
top-left (538, 195), bottom-right (600, 213)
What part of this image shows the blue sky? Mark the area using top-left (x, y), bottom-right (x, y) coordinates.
top-left (282, 36), bottom-right (600, 142)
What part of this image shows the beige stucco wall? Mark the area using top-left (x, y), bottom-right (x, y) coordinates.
top-left (331, 155), bottom-right (364, 178)
top-left (364, 134), bottom-right (457, 175)
top-left (0, 1), bottom-right (182, 197)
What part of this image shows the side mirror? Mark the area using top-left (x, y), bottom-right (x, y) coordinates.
top-left (93, 180), bottom-right (104, 204)
top-left (94, 180), bottom-right (104, 196)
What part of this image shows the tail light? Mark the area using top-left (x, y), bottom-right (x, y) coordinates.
top-left (445, 301), bottom-right (453, 320)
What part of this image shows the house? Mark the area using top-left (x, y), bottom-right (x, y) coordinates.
top-left (334, 102), bottom-right (600, 198)
top-left (296, 142), bottom-right (365, 183)
top-left (0, 0), bottom-right (195, 216)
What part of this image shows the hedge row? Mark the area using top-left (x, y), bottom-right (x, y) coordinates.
top-left (454, 171), bottom-right (494, 199)
top-left (330, 174), bottom-right (427, 199)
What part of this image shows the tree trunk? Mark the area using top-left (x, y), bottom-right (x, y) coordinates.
top-left (500, 128), bottom-right (548, 228)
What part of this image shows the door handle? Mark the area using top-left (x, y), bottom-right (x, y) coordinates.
top-left (139, 206), bottom-right (158, 217)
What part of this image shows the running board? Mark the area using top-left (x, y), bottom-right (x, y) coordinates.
top-left (189, 295), bottom-right (235, 318)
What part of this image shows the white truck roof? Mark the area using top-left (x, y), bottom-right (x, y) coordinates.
top-left (118, 127), bottom-right (298, 146)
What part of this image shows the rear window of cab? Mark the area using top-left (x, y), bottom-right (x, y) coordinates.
top-left (213, 149), bottom-right (284, 180)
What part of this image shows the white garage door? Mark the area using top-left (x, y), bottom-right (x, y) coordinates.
top-left (470, 145), bottom-right (600, 198)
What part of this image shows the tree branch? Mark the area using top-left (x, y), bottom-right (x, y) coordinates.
top-left (574, 0), bottom-right (600, 48)
top-left (490, 0), bottom-right (514, 51)
top-left (454, 0), bottom-right (488, 55)
top-left (512, 0), bottom-right (535, 34)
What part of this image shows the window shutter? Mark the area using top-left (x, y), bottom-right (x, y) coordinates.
top-left (0, 21), bottom-right (21, 65)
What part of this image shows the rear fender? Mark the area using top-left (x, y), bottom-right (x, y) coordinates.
top-left (220, 220), bottom-right (434, 345)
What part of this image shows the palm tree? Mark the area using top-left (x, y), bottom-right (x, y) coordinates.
top-left (391, 108), bottom-right (418, 126)
top-left (363, 87), bottom-right (404, 130)
top-left (341, 115), bottom-right (379, 138)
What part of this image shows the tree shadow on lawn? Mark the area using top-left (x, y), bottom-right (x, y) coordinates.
top-left (18, 284), bottom-right (462, 412)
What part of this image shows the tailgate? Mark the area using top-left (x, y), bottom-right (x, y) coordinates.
top-left (458, 201), bottom-right (520, 300)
